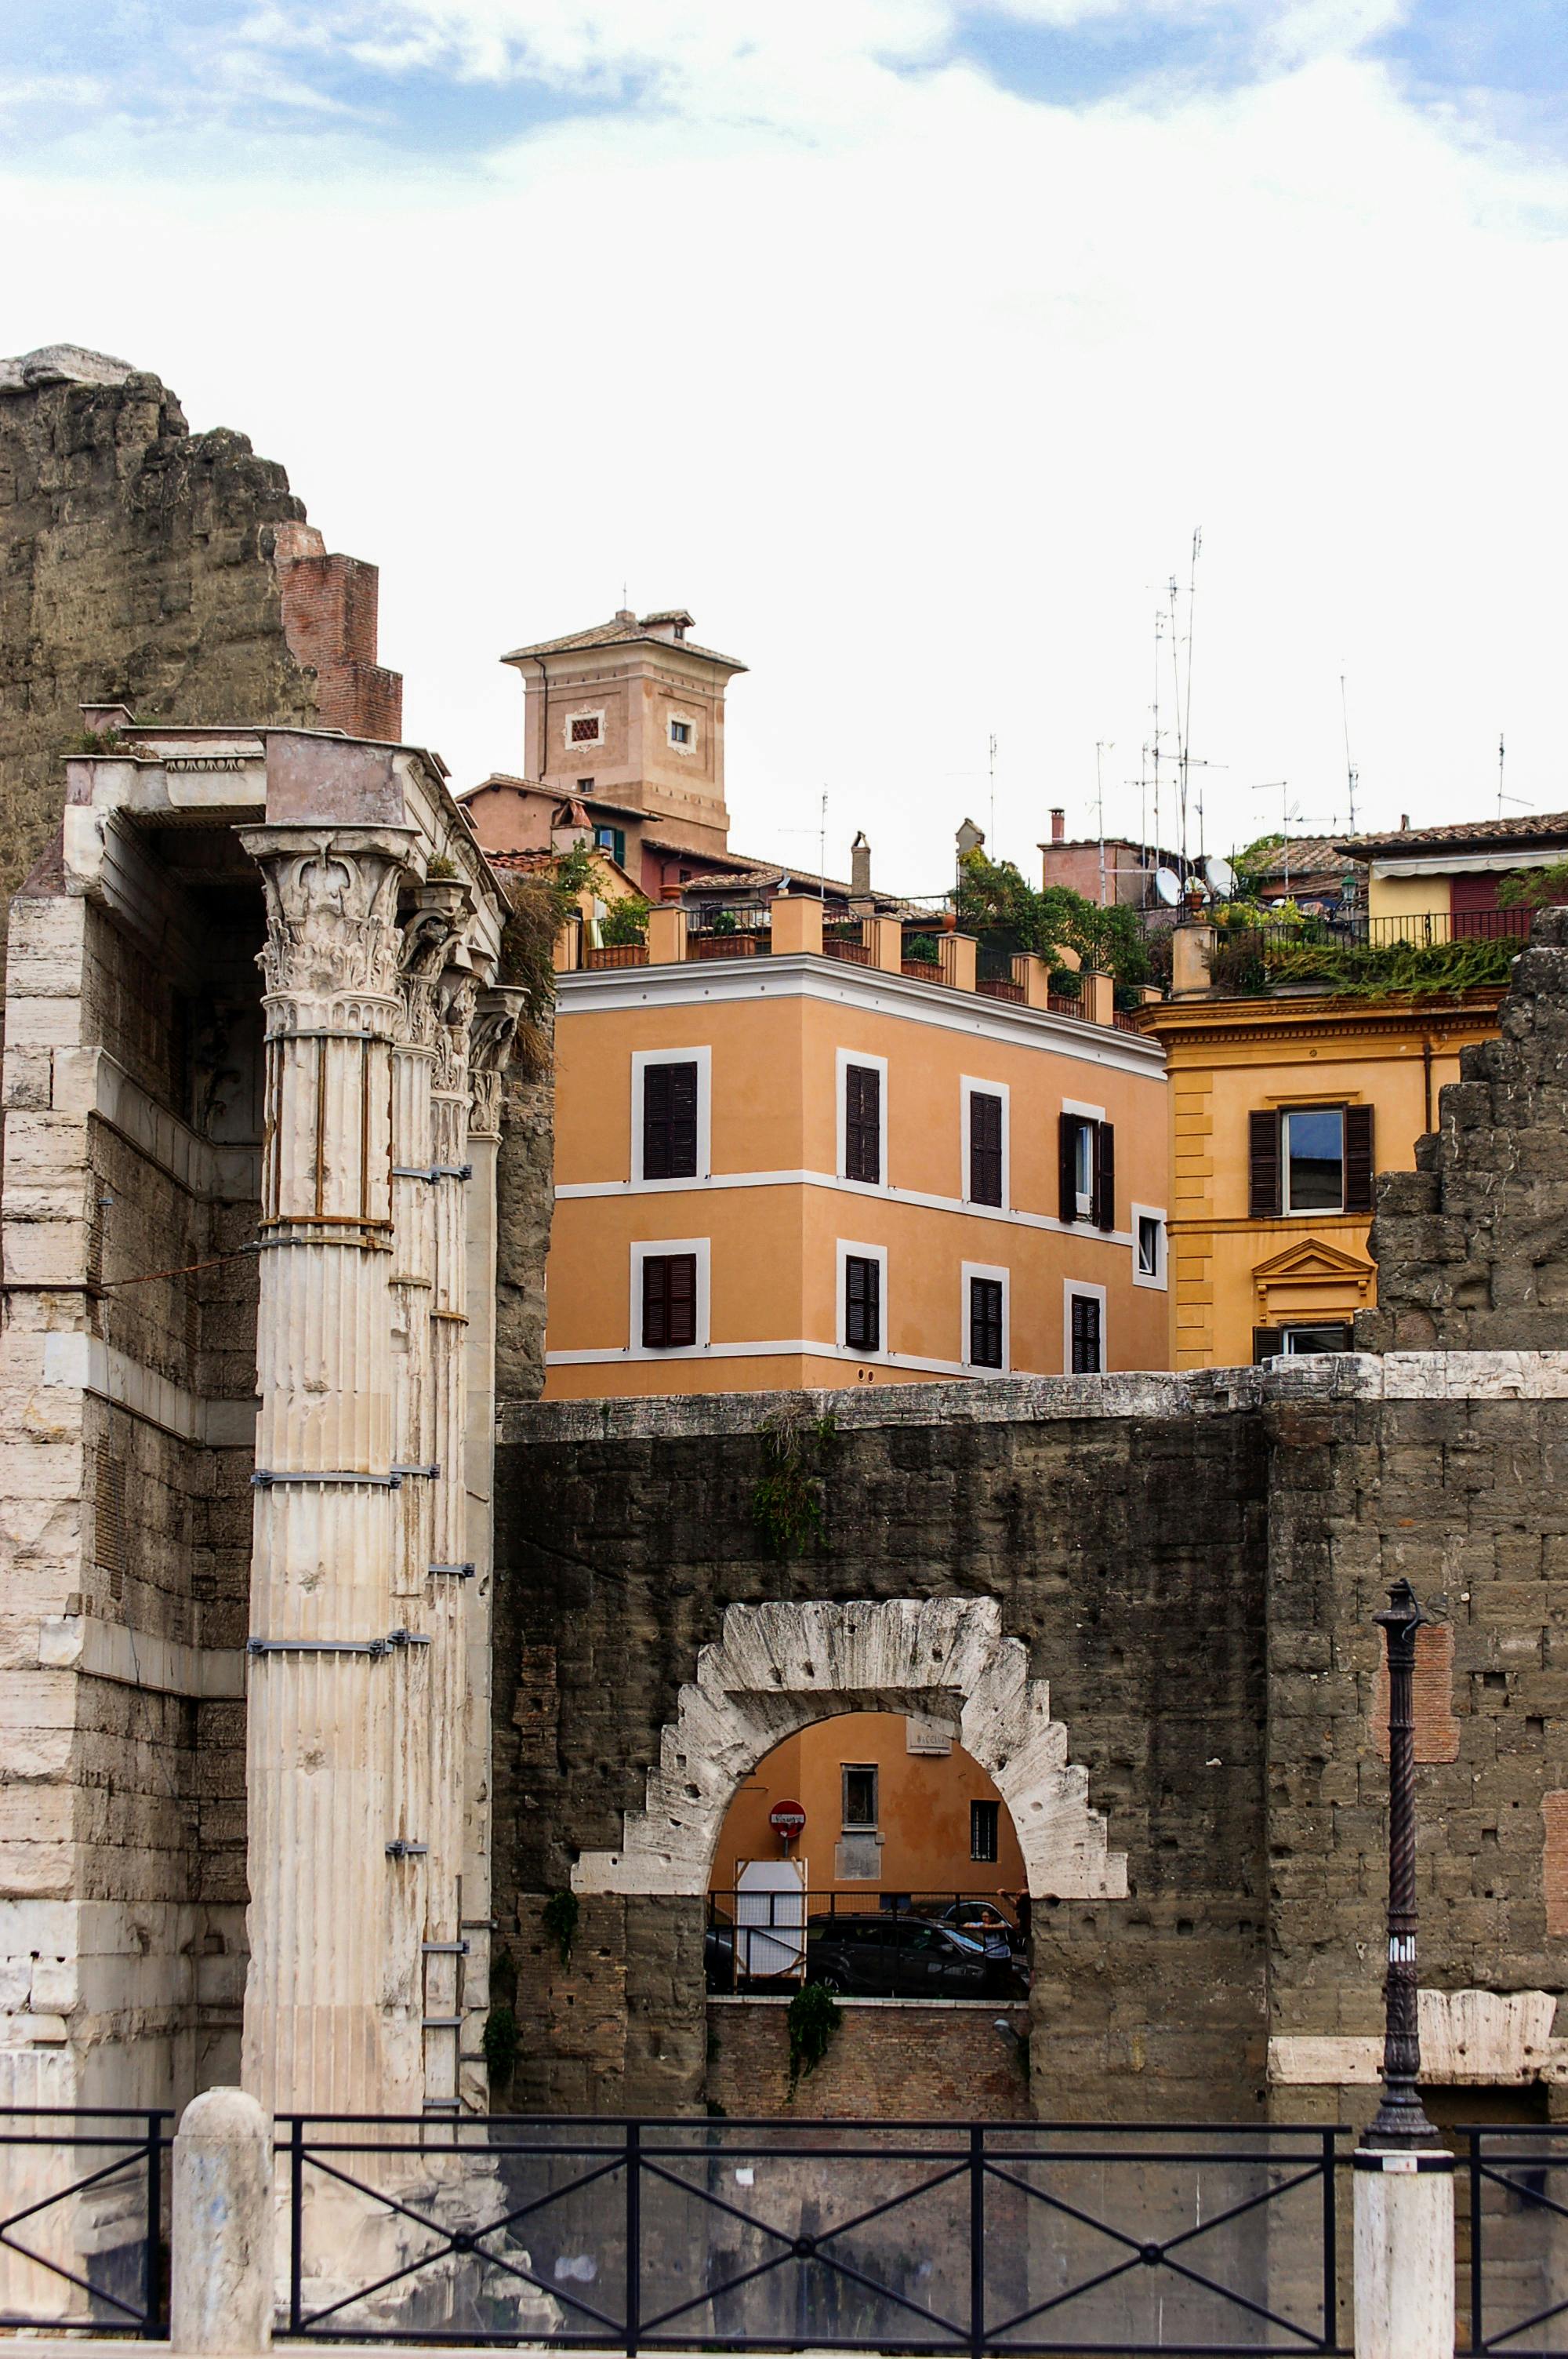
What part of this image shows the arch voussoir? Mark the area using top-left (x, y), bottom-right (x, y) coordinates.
top-left (571, 1598), bottom-right (1126, 1900)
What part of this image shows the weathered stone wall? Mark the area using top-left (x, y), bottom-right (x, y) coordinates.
top-left (706, 2000), bottom-right (1033, 2119)
top-left (1359, 909), bottom-right (1568, 1350)
top-left (493, 1360), bottom-right (1568, 2123)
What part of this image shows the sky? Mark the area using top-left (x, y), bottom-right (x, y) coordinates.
top-left (5, 2), bottom-right (1568, 893)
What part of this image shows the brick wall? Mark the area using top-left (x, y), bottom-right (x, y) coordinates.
top-left (707, 2001), bottom-right (1033, 2119)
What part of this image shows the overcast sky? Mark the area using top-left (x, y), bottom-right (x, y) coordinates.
top-left (5, 2), bottom-right (1568, 891)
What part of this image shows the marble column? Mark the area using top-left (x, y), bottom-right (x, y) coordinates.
top-left (238, 824), bottom-right (416, 2121)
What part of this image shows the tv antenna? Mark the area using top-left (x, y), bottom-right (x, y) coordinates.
top-left (1095, 741), bottom-right (1113, 903)
top-left (1250, 780), bottom-right (1334, 901)
top-left (1497, 730), bottom-right (1531, 819)
top-left (988, 734), bottom-right (997, 850)
top-left (1340, 672), bottom-right (1359, 831)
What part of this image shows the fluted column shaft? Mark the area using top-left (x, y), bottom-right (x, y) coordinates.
top-left (238, 826), bottom-right (416, 2121)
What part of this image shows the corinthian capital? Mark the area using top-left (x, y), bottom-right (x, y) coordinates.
top-left (241, 826), bottom-right (416, 1036)
top-left (467, 986), bottom-right (529, 1139)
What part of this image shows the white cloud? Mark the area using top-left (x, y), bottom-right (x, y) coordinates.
top-left (4, 8), bottom-right (1568, 885)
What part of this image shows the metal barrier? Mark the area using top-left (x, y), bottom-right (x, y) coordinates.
top-left (1465, 2126), bottom-right (1568, 2355)
top-left (0, 2107), bottom-right (169, 2336)
top-left (274, 2113), bottom-right (1345, 2354)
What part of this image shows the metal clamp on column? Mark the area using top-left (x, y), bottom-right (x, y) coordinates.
top-left (421, 1940), bottom-right (470, 1956)
top-left (386, 1627), bottom-right (432, 1650)
top-left (386, 1839), bottom-right (429, 1860)
top-left (252, 1469), bottom-right (403, 1488)
top-left (247, 1637), bottom-right (388, 1658)
top-left (390, 1164), bottom-right (474, 1183)
top-left (428, 1561), bottom-right (475, 1579)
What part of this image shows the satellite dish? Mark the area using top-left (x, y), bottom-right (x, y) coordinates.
top-left (1204, 856), bottom-right (1237, 900)
top-left (1154, 867), bottom-right (1181, 908)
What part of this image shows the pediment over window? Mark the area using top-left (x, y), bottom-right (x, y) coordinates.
top-left (1252, 1235), bottom-right (1374, 1308)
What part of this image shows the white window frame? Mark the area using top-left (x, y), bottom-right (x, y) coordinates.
top-left (1063, 1278), bottom-right (1108, 1376)
top-left (1062, 1095), bottom-right (1105, 1222)
top-left (837, 1237), bottom-right (889, 1358)
top-left (1131, 1202), bottom-right (1168, 1292)
top-left (960, 1075), bottom-right (1010, 1210)
top-left (563, 705), bottom-right (606, 751)
top-left (837, 1048), bottom-right (889, 1191)
top-left (666, 711), bottom-right (698, 753)
top-left (630, 1046), bottom-right (712, 1188)
top-left (1281, 1104), bottom-right (1346, 1216)
top-left (628, 1237), bottom-right (710, 1358)
top-left (961, 1260), bottom-right (1011, 1375)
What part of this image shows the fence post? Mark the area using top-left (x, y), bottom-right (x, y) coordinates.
top-left (625, 2118), bottom-right (641, 2358)
top-left (170, 2089), bottom-right (274, 2355)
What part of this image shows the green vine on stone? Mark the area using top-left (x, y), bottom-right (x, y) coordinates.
top-left (751, 1408), bottom-right (837, 1559)
top-left (484, 1945), bottom-right (520, 2088)
top-left (786, 1981), bottom-right (843, 2091)
top-left (542, 1888), bottom-right (579, 1966)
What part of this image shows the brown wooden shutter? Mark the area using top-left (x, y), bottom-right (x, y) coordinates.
top-left (1253, 1325), bottom-right (1277, 1364)
top-left (1345, 1104), bottom-right (1375, 1213)
top-left (1058, 1113), bottom-right (1078, 1224)
top-left (644, 1061), bottom-right (698, 1180)
top-left (970, 1092), bottom-right (1003, 1206)
top-left (845, 1254), bottom-right (880, 1350)
top-left (1248, 1110), bottom-right (1281, 1219)
top-left (845, 1064), bottom-right (880, 1184)
top-left (1094, 1120), bottom-right (1116, 1231)
top-left (641, 1252), bottom-right (697, 1349)
top-left (969, 1276), bottom-right (1004, 1368)
top-left (1069, 1292), bottom-right (1102, 1373)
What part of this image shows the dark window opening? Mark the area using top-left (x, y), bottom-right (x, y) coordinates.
top-left (642, 1060), bottom-right (699, 1181)
top-left (1283, 1107), bottom-right (1345, 1212)
top-left (971, 1800), bottom-right (1000, 1863)
top-left (1069, 1291), bottom-right (1102, 1374)
top-left (969, 1090), bottom-right (1003, 1205)
top-left (845, 1253), bottom-right (881, 1352)
top-left (1137, 1214), bottom-right (1162, 1277)
top-left (594, 824), bottom-right (626, 867)
top-left (641, 1252), bottom-right (697, 1350)
top-left (844, 1063), bottom-right (881, 1184)
top-left (969, 1275), bottom-right (1004, 1369)
top-left (1058, 1112), bottom-right (1115, 1230)
top-left (842, 1765), bottom-right (879, 1828)
top-left (1254, 1321), bottom-right (1354, 1361)
top-left (571, 715), bottom-right (601, 744)
top-left (670, 718), bottom-right (692, 745)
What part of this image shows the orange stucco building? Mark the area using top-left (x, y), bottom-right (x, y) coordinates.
top-left (543, 895), bottom-right (1170, 1395)
top-left (711, 1716), bottom-right (1025, 1903)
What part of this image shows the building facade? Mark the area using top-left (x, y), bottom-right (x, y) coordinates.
top-left (543, 896), bottom-right (1169, 1396)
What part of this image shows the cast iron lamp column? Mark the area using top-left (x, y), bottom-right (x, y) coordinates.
top-left (1367, 1577), bottom-right (1442, 2149)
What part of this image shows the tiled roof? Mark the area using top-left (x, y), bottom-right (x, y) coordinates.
top-left (1336, 812), bottom-right (1568, 857)
top-left (1246, 837), bottom-right (1350, 883)
top-left (502, 610), bottom-right (747, 671)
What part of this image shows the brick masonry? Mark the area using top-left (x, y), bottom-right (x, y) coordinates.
top-left (706, 2002), bottom-right (1033, 2120)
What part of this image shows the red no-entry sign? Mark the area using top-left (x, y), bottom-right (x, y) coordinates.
top-left (769, 1801), bottom-right (806, 1845)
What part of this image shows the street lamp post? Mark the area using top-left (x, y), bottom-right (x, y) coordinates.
top-left (1368, 1576), bottom-right (1441, 2147)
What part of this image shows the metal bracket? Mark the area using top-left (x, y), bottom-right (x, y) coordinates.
top-left (427, 1562), bottom-right (476, 1579)
top-left (386, 1839), bottom-right (429, 1860)
top-left (249, 1628), bottom-right (430, 1659)
top-left (421, 1940), bottom-right (470, 1956)
top-left (252, 1469), bottom-right (401, 1489)
top-left (390, 1462), bottom-right (441, 1480)
top-left (420, 2016), bottom-right (463, 2030)
top-left (390, 1164), bottom-right (473, 1183)
top-left (386, 1627), bottom-right (432, 1650)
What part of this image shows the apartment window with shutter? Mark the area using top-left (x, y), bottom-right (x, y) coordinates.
top-left (1254, 1321), bottom-right (1354, 1360)
top-left (969, 1275), bottom-right (1004, 1369)
top-left (641, 1252), bottom-right (698, 1350)
top-left (642, 1061), bottom-right (699, 1180)
top-left (969, 1090), bottom-right (1003, 1206)
top-left (1069, 1291), bottom-right (1102, 1374)
top-left (971, 1800), bottom-right (1000, 1863)
top-left (1058, 1112), bottom-right (1115, 1230)
top-left (844, 1063), bottom-right (882, 1184)
top-left (842, 1765), bottom-right (880, 1829)
top-left (844, 1253), bottom-right (880, 1351)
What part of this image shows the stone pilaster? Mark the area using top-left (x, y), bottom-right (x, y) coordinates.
top-left (238, 825), bottom-right (416, 2119)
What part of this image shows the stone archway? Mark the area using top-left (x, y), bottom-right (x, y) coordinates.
top-left (572, 1597), bottom-right (1126, 1899)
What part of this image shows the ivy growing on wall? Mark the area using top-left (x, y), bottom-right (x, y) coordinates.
top-left (751, 1408), bottom-right (838, 1558)
top-left (542, 1888), bottom-right (579, 1966)
top-left (787, 1981), bottom-right (844, 2091)
top-left (483, 1945), bottom-right (519, 2088)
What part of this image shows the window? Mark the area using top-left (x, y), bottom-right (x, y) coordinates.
top-left (844, 1253), bottom-right (880, 1351)
top-left (1254, 1321), bottom-right (1353, 1361)
top-left (969, 1275), bottom-right (1004, 1369)
top-left (968, 1089), bottom-right (1004, 1207)
top-left (669, 718), bottom-right (692, 747)
top-left (577, 776), bottom-right (596, 792)
top-left (842, 1765), bottom-right (879, 1828)
top-left (1133, 1208), bottom-right (1167, 1290)
top-left (641, 1252), bottom-right (697, 1350)
top-left (1068, 1289), bottom-right (1102, 1373)
top-left (1250, 1107), bottom-right (1374, 1217)
top-left (569, 713), bottom-right (602, 745)
top-left (1058, 1109), bottom-right (1115, 1230)
top-left (971, 1800), bottom-right (1000, 1864)
top-left (642, 1060), bottom-right (698, 1181)
top-left (593, 824), bottom-right (626, 867)
top-left (844, 1060), bottom-right (882, 1184)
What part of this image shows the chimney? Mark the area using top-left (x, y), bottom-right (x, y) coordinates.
top-left (1400, 814), bottom-right (1410, 831)
top-left (1051, 808), bottom-right (1065, 845)
top-left (851, 831), bottom-right (871, 894)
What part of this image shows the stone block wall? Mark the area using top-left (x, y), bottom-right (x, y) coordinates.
top-left (706, 2001), bottom-right (1033, 2119)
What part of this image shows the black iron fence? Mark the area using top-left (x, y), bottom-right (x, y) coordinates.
top-left (1465, 2126), bottom-right (1568, 2355)
top-left (274, 2113), bottom-right (1346, 2354)
top-left (0, 2106), bottom-right (169, 2335)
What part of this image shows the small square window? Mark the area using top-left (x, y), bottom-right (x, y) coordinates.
top-left (842, 1765), bottom-right (879, 1828)
top-left (570, 714), bottom-right (601, 745)
top-left (669, 718), bottom-right (692, 747)
top-left (971, 1800), bottom-right (1000, 1863)
top-left (1137, 1216), bottom-right (1161, 1278)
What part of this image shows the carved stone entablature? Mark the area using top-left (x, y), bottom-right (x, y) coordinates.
top-left (240, 826), bottom-right (415, 1038)
top-left (469, 988), bottom-right (528, 1140)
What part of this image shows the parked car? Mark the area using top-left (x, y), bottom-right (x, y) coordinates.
top-left (806, 1915), bottom-right (1024, 2000)
top-left (924, 1901), bottom-right (1022, 1962)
